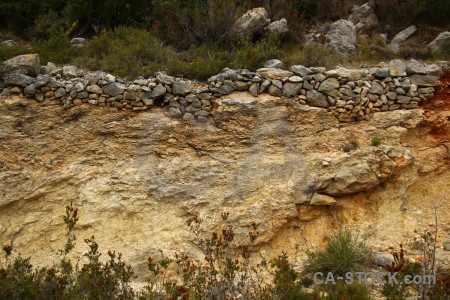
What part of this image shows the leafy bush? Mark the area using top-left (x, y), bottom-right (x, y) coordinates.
top-left (83, 26), bottom-right (175, 78)
top-left (285, 43), bottom-right (343, 69)
top-left (306, 227), bottom-right (371, 277)
top-left (33, 30), bottom-right (76, 65)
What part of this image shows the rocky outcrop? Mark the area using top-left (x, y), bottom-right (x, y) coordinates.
top-left (326, 20), bottom-right (357, 53)
top-left (389, 25), bottom-right (417, 53)
top-left (231, 7), bottom-right (270, 38)
top-left (428, 31), bottom-right (450, 53)
top-left (348, 2), bottom-right (379, 32)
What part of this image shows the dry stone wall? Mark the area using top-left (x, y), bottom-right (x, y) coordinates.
top-left (0, 54), bottom-right (447, 123)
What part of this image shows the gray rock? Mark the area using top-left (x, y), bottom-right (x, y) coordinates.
top-left (348, 3), bottom-right (371, 24)
top-left (256, 68), bottom-right (293, 80)
top-left (374, 252), bottom-right (395, 267)
top-left (318, 78), bottom-right (340, 93)
top-left (426, 64), bottom-right (441, 76)
top-left (34, 74), bottom-right (51, 87)
top-left (182, 113), bottom-right (195, 121)
top-left (0, 40), bottom-right (17, 47)
top-left (77, 91), bottom-right (89, 99)
top-left (169, 107), bottom-right (183, 118)
top-left (264, 59), bottom-right (284, 69)
top-left (369, 82), bottom-right (384, 95)
top-left (102, 83), bottom-right (125, 96)
top-left (282, 82), bottom-right (302, 96)
top-left (288, 76), bottom-right (303, 83)
top-left (355, 13), bottom-right (378, 31)
top-left (231, 7), bottom-right (270, 38)
top-left (369, 67), bottom-right (389, 78)
top-left (104, 73), bottom-right (116, 83)
top-left (265, 18), bottom-right (288, 36)
top-left (74, 82), bottom-right (85, 93)
top-left (151, 83), bottom-right (166, 99)
top-left (389, 59), bottom-right (407, 77)
top-left (235, 81), bottom-right (250, 91)
top-left (4, 71), bottom-right (34, 87)
top-left (259, 80), bottom-right (271, 93)
top-left (409, 75), bottom-right (440, 87)
top-left (55, 88), bottom-right (67, 98)
top-left (0, 54), bottom-right (40, 76)
top-left (62, 65), bottom-right (78, 78)
top-left (141, 98), bottom-right (153, 106)
top-left (268, 85), bottom-right (282, 96)
top-left (155, 72), bottom-right (174, 85)
top-left (428, 31), bottom-right (450, 52)
top-left (406, 59), bottom-right (427, 75)
top-left (86, 84), bottom-right (103, 94)
top-left (71, 37), bottom-right (86, 48)
top-left (389, 25), bottom-right (417, 53)
top-left (397, 96), bottom-right (411, 104)
top-left (197, 116), bottom-right (208, 123)
top-left (24, 84), bottom-right (36, 97)
top-left (306, 90), bottom-right (329, 108)
top-left (172, 81), bottom-right (193, 95)
top-left (326, 19), bottom-right (357, 53)
top-left (290, 65), bottom-right (313, 77)
top-left (249, 82), bottom-right (259, 97)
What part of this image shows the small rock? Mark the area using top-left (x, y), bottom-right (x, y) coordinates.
top-left (406, 59), bottom-right (427, 75)
top-left (102, 83), bottom-right (125, 96)
top-left (172, 81), bottom-right (193, 95)
top-left (318, 78), bottom-right (340, 93)
top-left (169, 107), bottom-right (183, 118)
top-left (282, 82), bottom-right (302, 96)
top-left (62, 65), bottom-right (78, 78)
top-left (264, 59), bottom-right (284, 69)
top-left (183, 113), bottom-right (195, 121)
top-left (389, 59), bottom-right (407, 77)
top-left (290, 65), bottom-right (313, 77)
top-left (374, 252), bottom-right (395, 267)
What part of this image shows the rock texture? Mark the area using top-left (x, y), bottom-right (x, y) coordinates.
top-left (326, 19), bottom-right (357, 53)
top-left (0, 84), bottom-right (448, 281)
top-left (389, 25), bottom-right (417, 53)
top-left (231, 7), bottom-right (270, 38)
top-left (428, 31), bottom-right (450, 53)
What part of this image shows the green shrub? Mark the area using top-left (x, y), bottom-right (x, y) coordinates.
top-left (84, 26), bottom-right (176, 78)
top-left (33, 29), bottom-right (76, 64)
top-left (306, 227), bottom-right (371, 277)
top-left (285, 43), bottom-right (343, 69)
top-left (371, 137), bottom-right (381, 146)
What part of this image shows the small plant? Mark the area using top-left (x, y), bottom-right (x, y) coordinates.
top-left (306, 227), bottom-right (371, 277)
top-left (382, 243), bottom-right (422, 300)
top-left (371, 137), bottom-right (382, 147)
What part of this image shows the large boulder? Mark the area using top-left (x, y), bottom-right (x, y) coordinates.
top-left (389, 25), bottom-right (417, 53)
top-left (348, 3), bottom-right (378, 32)
top-left (428, 31), bottom-right (450, 53)
top-left (231, 7), bottom-right (270, 39)
top-left (0, 54), bottom-right (40, 77)
top-left (326, 20), bottom-right (357, 54)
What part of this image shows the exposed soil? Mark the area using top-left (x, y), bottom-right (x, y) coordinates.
top-left (420, 71), bottom-right (450, 148)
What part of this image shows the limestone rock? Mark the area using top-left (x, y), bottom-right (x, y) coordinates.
top-left (103, 83), bottom-right (125, 96)
top-left (389, 59), bottom-right (406, 77)
top-left (310, 193), bottom-right (337, 206)
top-left (265, 18), bottom-right (288, 36)
top-left (3, 71), bottom-right (35, 87)
top-left (151, 84), bottom-right (166, 99)
top-left (306, 90), bottom-right (328, 108)
top-left (0, 54), bottom-right (40, 77)
top-left (290, 65), bottom-right (313, 77)
top-left (264, 59), bottom-right (284, 69)
top-left (231, 7), bottom-right (270, 38)
top-left (71, 37), bottom-right (87, 48)
top-left (256, 68), bottom-right (293, 80)
top-left (326, 19), bottom-right (357, 53)
top-left (62, 65), bottom-right (78, 78)
top-left (374, 252), bottom-right (395, 267)
top-left (406, 59), bottom-right (426, 75)
top-left (172, 81), bottom-right (193, 95)
top-left (282, 82), bottom-right (302, 96)
top-left (428, 31), bottom-right (450, 52)
top-left (389, 25), bottom-right (417, 53)
top-left (318, 78), bottom-right (340, 93)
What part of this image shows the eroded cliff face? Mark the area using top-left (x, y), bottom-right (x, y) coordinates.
top-left (0, 90), bottom-right (449, 279)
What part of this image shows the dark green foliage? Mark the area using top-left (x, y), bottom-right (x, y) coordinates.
top-left (306, 227), bottom-right (371, 277)
top-left (32, 30), bottom-right (76, 64)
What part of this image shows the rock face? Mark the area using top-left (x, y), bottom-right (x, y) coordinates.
top-left (0, 90), bottom-right (449, 281)
top-left (428, 31), bottom-right (450, 52)
top-left (389, 25), bottom-right (417, 53)
top-left (327, 19), bottom-right (357, 53)
top-left (231, 7), bottom-right (270, 38)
